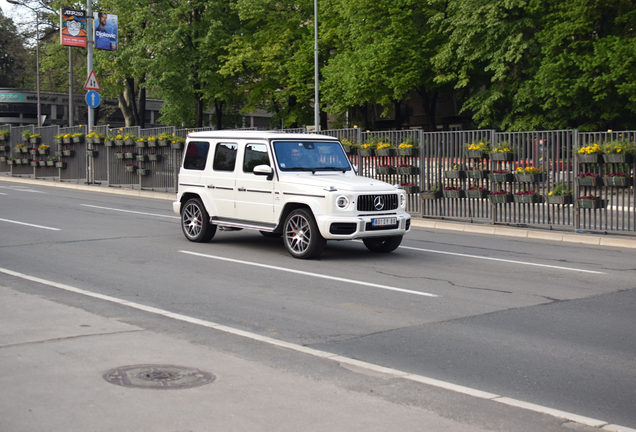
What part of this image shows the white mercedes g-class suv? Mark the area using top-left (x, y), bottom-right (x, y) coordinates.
top-left (173, 131), bottom-right (411, 259)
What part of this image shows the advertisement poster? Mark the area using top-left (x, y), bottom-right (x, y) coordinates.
top-left (94, 12), bottom-right (118, 51)
top-left (60, 8), bottom-right (87, 47)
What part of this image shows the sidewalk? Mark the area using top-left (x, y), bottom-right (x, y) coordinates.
top-left (3, 173), bottom-right (636, 249)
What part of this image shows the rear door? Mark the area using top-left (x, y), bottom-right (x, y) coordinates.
top-left (201, 141), bottom-right (238, 218)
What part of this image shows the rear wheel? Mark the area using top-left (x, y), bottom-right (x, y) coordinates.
top-left (283, 209), bottom-right (326, 259)
top-left (181, 198), bottom-right (216, 242)
top-left (362, 236), bottom-right (402, 253)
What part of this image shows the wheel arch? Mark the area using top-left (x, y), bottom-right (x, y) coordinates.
top-left (178, 191), bottom-right (214, 216)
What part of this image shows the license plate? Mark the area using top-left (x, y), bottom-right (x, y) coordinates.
top-left (372, 217), bottom-right (397, 227)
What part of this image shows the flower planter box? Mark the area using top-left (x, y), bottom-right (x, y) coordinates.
top-left (398, 148), bottom-right (418, 157)
top-left (0, 145), bottom-right (9, 152)
top-left (148, 154), bottom-right (162, 162)
top-left (30, 160), bottom-right (39, 167)
top-left (55, 161), bottom-right (67, 169)
top-left (420, 190), bottom-right (443, 200)
top-left (63, 150), bottom-right (75, 157)
top-left (488, 173), bottom-right (513, 183)
top-left (577, 154), bottom-right (602, 164)
top-left (515, 174), bottom-right (543, 183)
top-left (489, 152), bottom-right (514, 161)
top-left (147, 140), bottom-right (158, 148)
top-left (46, 160), bottom-right (55, 167)
top-left (20, 158), bottom-right (29, 164)
top-left (444, 170), bottom-right (466, 179)
top-left (55, 151), bottom-right (63, 157)
top-left (53, 138), bottom-right (62, 145)
top-left (465, 189), bottom-right (489, 199)
top-left (136, 154), bottom-right (148, 162)
top-left (124, 152), bottom-right (136, 159)
top-left (0, 156), bottom-right (6, 162)
top-left (401, 186), bottom-right (419, 194)
top-left (92, 138), bottom-right (103, 144)
top-left (115, 153), bottom-right (125, 159)
top-left (85, 138), bottom-right (93, 144)
top-left (603, 176), bottom-right (631, 187)
top-left (86, 150), bottom-right (98, 157)
top-left (125, 165), bottom-right (137, 173)
top-left (135, 141), bottom-right (147, 148)
top-left (577, 199), bottom-right (603, 209)
top-left (467, 169), bottom-right (490, 179)
top-left (138, 169), bottom-right (150, 176)
top-left (577, 177), bottom-right (602, 187)
top-left (514, 194), bottom-right (539, 204)
top-left (20, 147), bottom-right (30, 154)
top-left (444, 189), bottom-right (465, 199)
top-left (115, 140), bottom-right (125, 146)
top-left (375, 149), bottom-right (395, 157)
top-left (170, 142), bottom-right (184, 150)
top-left (30, 137), bottom-right (41, 145)
top-left (38, 149), bottom-right (49, 156)
top-left (29, 149), bottom-right (38, 156)
top-left (63, 138), bottom-right (72, 144)
top-left (104, 140), bottom-right (114, 147)
top-left (397, 167), bottom-right (418, 175)
top-left (0, 134), bottom-right (7, 141)
top-left (358, 148), bottom-right (374, 157)
top-left (124, 139), bottom-right (135, 146)
top-left (489, 194), bottom-right (513, 204)
top-left (38, 160), bottom-right (47, 167)
top-left (376, 166), bottom-right (395, 175)
top-left (72, 136), bottom-right (84, 144)
top-left (6, 159), bottom-right (14, 165)
top-left (158, 140), bottom-right (169, 147)
top-left (545, 195), bottom-right (573, 205)
top-left (603, 154), bottom-right (632, 164)
top-left (466, 150), bottom-right (488, 159)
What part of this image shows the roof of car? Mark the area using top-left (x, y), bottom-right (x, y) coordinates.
top-left (186, 130), bottom-right (339, 140)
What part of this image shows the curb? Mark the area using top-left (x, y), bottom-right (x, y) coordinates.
top-left (3, 174), bottom-right (636, 249)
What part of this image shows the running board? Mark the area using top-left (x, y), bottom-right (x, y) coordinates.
top-left (210, 218), bottom-right (277, 232)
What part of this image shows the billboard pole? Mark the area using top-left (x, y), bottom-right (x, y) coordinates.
top-left (69, 47), bottom-right (74, 126)
top-left (87, 0), bottom-right (93, 133)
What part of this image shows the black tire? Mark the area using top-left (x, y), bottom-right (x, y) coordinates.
top-left (260, 231), bottom-right (282, 238)
top-left (283, 209), bottom-right (326, 259)
top-left (181, 198), bottom-right (216, 242)
top-left (362, 236), bottom-right (403, 253)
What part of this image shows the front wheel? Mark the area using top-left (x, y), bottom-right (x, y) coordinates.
top-left (362, 236), bottom-right (402, 253)
top-left (283, 209), bottom-right (326, 259)
top-left (181, 198), bottom-right (216, 242)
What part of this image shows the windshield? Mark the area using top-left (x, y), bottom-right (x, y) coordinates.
top-left (273, 141), bottom-right (352, 172)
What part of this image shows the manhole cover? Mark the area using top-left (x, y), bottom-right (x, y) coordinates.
top-left (103, 365), bottom-right (215, 389)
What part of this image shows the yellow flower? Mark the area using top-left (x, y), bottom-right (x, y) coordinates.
top-left (548, 191), bottom-right (553, 196)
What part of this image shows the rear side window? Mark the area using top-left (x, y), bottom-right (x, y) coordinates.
top-left (213, 143), bottom-right (238, 171)
top-left (243, 143), bottom-right (270, 172)
top-left (183, 141), bottom-right (210, 171)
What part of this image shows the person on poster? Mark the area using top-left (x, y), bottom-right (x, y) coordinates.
top-left (95, 12), bottom-right (117, 50)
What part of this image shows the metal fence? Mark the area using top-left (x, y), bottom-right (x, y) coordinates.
top-left (1, 124), bottom-right (635, 235)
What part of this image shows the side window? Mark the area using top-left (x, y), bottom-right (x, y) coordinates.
top-left (183, 141), bottom-right (210, 171)
top-left (213, 142), bottom-right (238, 171)
top-left (243, 143), bottom-right (270, 173)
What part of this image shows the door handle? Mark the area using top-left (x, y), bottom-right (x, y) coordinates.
top-left (238, 187), bottom-right (246, 192)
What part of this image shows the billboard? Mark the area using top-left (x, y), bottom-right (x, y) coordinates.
top-left (60, 8), bottom-right (87, 47)
top-left (94, 12), bottom-right (118, 51)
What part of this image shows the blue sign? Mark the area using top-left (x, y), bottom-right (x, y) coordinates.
top-left (85, 90), bottom-right (101, 108)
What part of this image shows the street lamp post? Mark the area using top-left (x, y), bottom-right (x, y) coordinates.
top-left (8, 0), bottom-right (41, 127)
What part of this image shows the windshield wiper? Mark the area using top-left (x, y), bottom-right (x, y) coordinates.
top-left (286, 167), bottom-right (317, 174)
top-left (314, 166), bottom-right (347, 173)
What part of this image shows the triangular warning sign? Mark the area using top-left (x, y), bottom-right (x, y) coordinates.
top-left (83, 70), bottom-right (101, 91)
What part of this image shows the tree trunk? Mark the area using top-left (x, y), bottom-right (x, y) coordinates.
top-left (118, 89), bottom-right (136, 127)
top-left (136, 74), bottom-right (146, 128)
top-left (214, 100), bottom-right (224, 130)
top-left (416, 86), bottom-right (438, 131)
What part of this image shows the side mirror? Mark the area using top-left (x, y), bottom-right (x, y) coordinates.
top-left (253, 164), bottom-right (274, 180)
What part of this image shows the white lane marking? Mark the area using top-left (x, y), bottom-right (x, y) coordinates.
top-left (0, 218), bottom-right (61, 231)
top-left (0, 186), bottom-right (44, 193)
top-left (179, 250), bottom-right (439, 298)
top-left (399, 245), bottom-right (605, 274)
top-left (0, 192), bottom-right (6, 195)
top-left (0, 266), bottom-right (622, 430)
top-left (81, 204), bottom-right (180, 219)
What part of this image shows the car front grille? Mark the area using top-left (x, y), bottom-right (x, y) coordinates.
top-left (357, 194), bottom-right (399, 212)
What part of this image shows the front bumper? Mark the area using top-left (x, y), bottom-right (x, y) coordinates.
top-left (316, 213), bottom-right (411, 240)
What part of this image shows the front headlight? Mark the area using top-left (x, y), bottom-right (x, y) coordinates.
top-left (400, 192), bottom-right (407, 208)
top-left (336, 195), bottom-right (350, 210)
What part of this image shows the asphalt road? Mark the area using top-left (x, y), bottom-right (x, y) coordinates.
top-left (1, 179), bottom-right (635, 429)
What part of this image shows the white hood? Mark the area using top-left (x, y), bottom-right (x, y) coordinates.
top-left (279, 172), bottom-right (398, 193)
